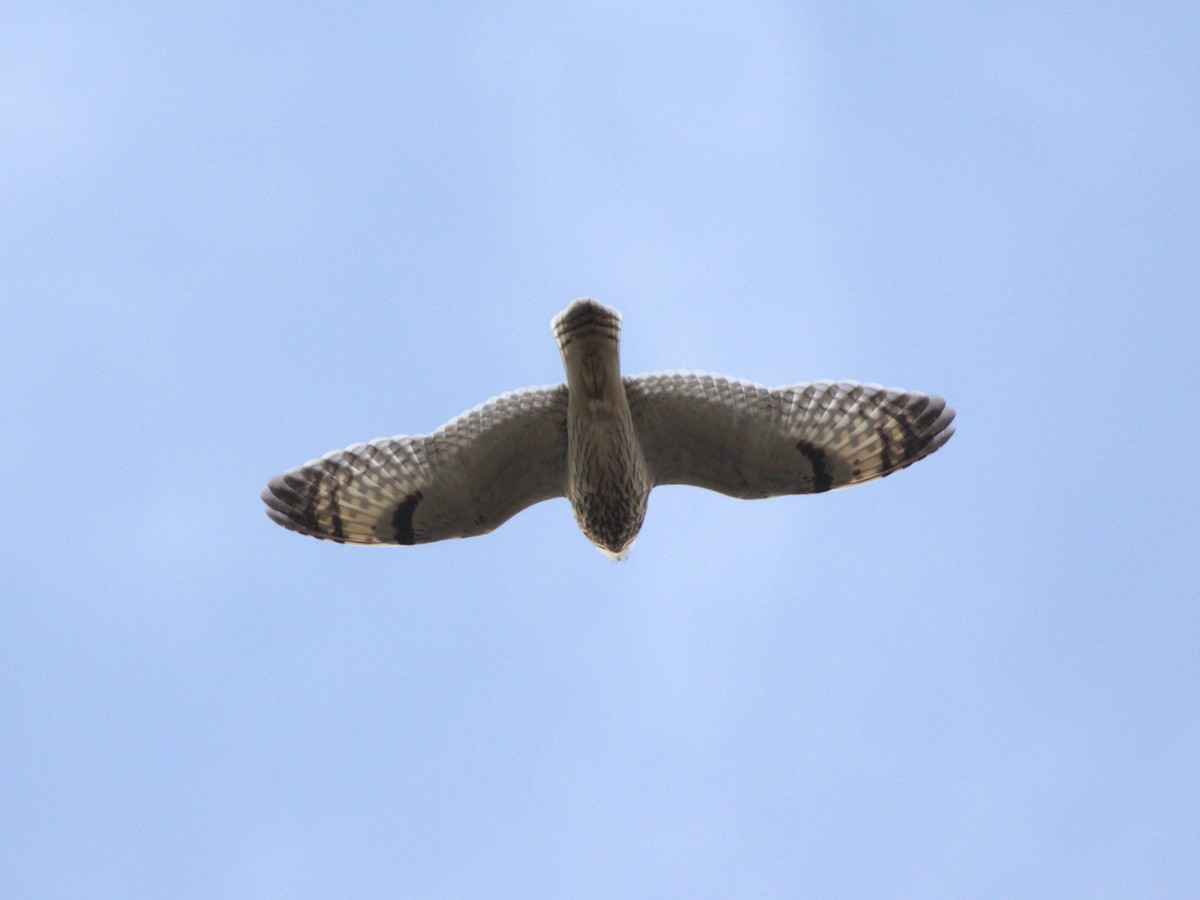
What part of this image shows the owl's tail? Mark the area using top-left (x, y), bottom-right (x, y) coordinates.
top-left (551, 298), bottom-right (621, 352)
top-left (552, 299), bottom-right (626, 405)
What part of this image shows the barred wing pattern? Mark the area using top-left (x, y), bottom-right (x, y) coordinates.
top-left (625, 374), bottom-right (955, 498)
top-left (262, 386), bottom-right (569, 544)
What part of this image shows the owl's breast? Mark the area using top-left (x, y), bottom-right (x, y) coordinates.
top-left (566, 408), bottom-right (651, 559)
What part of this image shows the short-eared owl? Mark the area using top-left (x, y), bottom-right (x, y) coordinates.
top-left (262, 300), bottom-right (955, 559)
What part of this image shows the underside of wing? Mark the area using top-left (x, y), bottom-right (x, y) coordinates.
top-left (262, 385), bottom-right (569, 544)
top-left (625, 373), bottom-right (954, 498)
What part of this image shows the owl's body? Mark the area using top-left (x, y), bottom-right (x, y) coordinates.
top-left (555, 301), bottom-right (650, 558)
top-left (262, 299), bottom-right (955, 558)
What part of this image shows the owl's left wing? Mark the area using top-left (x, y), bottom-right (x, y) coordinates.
top-left (262, 385), bottom-right (569, 544)
top-left (625, 373), bottom-right (954, 498)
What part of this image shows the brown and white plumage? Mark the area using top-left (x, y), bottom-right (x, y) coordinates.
top-left (262, 299), bottom-right (955, 558)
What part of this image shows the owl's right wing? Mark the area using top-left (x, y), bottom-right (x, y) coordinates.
top-left (262, 385), bottom-right (569, 544)
top-left (625, 373), bottom-right (954, 498)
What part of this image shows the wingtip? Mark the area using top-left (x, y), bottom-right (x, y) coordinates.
top-left (935, 402), bottom-right (957, 443)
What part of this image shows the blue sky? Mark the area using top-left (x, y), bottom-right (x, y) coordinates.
top-left (2, 3), bottom-right (1197, 897)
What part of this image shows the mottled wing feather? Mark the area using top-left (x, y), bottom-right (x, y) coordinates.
top-left (262, 385), bottom-right (569, 544)
top-left (625, 374), bottom-right (954, 498)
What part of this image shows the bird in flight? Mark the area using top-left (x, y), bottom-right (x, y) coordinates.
top-left (263, 299), bottom-right (955, 559)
